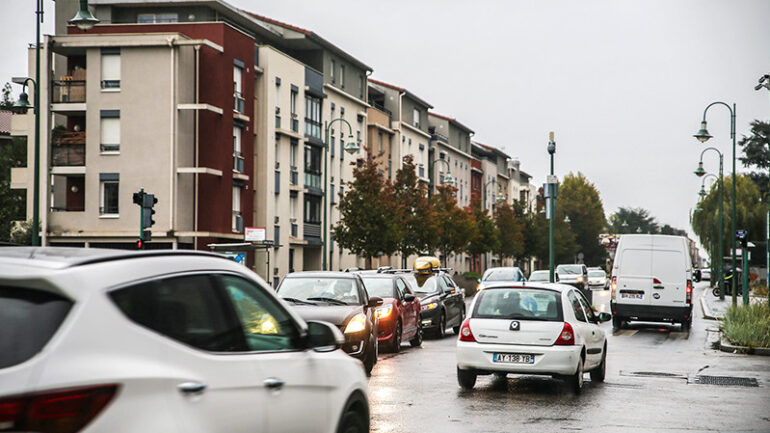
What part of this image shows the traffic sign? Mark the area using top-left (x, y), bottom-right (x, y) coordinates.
top-left (736, 229), bottom-right (747, 239)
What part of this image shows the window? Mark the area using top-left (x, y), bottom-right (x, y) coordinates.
top-left (330, 136), bottom-right (336, 158)
top-left (359, 74), bottom-right (364, 99)
top-left (304, 95), bottom-right (321, 139)
top-left (137, 13), bottom-right (178, 23)
top-left (274, 77), bottom-right (280, 109)
top-left (304, 145), bottom-right (321, 188)
top-left (290, 86), bottom-right (298, 131)
top-left (232, 186), bottom-right (242, 232)
top-left (340, 64), bottom-right (345, 88)
top-left (330, 184), bottom-right (335, 204)
top-left (304, 196), bottom-right (321, 223)
top-left (473, 288), bottom-right (562, 321)
top-left (233, 63), bottom-right (245, 114)
top-left (377, 133), bottom-right (383, 153)
top-left (567, 291), bottom-right (587, 322)
top-left (413, 108), bottom-right (420, 128)
top-left (274, 170), bottom-right (280, 195)
top-left (99, 173), bottom-right (119, 215)
top-left (340, 139), bottom-right (345, 161)
top-left (330, 59), bottom-right (336, 83)
top-left (110, 274), bottom-right (241, 352)
top-left (577, 292), bottom-right (596, 322)
top-left (233, 125), bottom-right (243, 173)
top-left (101, 50), bottom-right (120, 89)
top-left (396, 279), bottom-right (409, 300)
top-left (100, 111), bottom-right (120, 152)
top-left (274, 225), bottom-right (280, 244)
top-left (290, 138), bottom-right (298, 168)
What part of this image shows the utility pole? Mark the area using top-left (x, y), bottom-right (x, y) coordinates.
top-left (547, 132), bottom-right (557, 283)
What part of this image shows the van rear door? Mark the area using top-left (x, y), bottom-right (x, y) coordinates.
top-left (649, 239), bottom-right (688, 307)
top-left (616, 248), bottom-right (652, 306)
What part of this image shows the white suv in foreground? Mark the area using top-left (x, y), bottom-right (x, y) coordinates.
top-left (456, 283), bottom-right (611, 393)
top-left (0, 248), bottom-right (369, 433)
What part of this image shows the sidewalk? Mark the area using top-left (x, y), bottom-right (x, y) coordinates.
top-left (700, 287), bottom-right (768, 320)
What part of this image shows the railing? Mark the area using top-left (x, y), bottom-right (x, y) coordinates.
top-left (52, 131), bottom-right (86, 166)
top-left (234, 92), bottom-right (245, 114)
top-left (304, 223), bottom-right (321, 239)
top-left (52, 80), bottom-right (86, 103)
top-left (304, 172), bottom-right (321, 189)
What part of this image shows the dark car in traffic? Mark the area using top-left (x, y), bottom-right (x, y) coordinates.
top-left (403, 272), bottom-right (465, 338)
top-left (359, 273), bottom-right (422, 352)
top-left (276, 271), bottom-right (382, 374)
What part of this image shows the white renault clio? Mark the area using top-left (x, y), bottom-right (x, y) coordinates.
top-left (456, 283), bottom-right (611, 393)
top-left (0, 248), bottom-right (370, 433)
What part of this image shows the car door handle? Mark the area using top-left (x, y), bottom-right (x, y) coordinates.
top-left (178, 382), bottom-right (206, 395)
top-left (263, 378), bottom-right (285, 390)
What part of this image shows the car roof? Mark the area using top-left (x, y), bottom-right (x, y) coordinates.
top-left (283, 271), bottom-right (359, 279)
top-left (479, 282), bottom-right (576, 293)
top-left (0, 247), bottom-right (227, 270)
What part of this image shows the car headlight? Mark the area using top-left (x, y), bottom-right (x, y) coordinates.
top-left (576, 276), bottom-right (584, 282)
top-left (375, 304), bottom-right (393, 320)
top-left (421, 302), bottom-right (438, 311)
top-left (344, 313), bottom-right (367, 334)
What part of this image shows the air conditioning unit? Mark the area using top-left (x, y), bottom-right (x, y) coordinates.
top-left (274, 216), bottom-right (280, 224)
top-left (275, 106), bottom-right (280, 114)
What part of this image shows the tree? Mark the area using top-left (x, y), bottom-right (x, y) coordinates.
top-left (428, 184), bottom-right (474, 266)
top-left (392, 155), bottom-right (436, 267)
top-left (692, 175), bottom-right (766, 266)
top-left (738, 120), bottom-right (769, 201)
top-left (465, 198), bottom-right (499, 267)
top-left (0, 136), bottom-right (28, 242)
top-left (1, 83), bottom-right (14, 110)
top-left (660, 224), bottom-right (687, 236)
top-left (332, 153), bottom-right (400, 268)
top-left (493, 202), bottom-right (525, 264)
top-left (559, 172), bottom-right (606, 265)
top-left (608, 207), bottom-right (659, 234)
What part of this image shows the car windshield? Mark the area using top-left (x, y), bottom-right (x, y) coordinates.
top-left (473, 288), bottom-right (562, 321)
top-left (528, 271), bottom-right (550, 282)
top-left (482, 268), bottom-right (522, 282)
top-left (588, 270), bottom-right (606, 278)
top-left (411, 275), bottom-right (440, 294)
top-left (277, 277), bottom-right (361, 305)
top-left (361, 278), bottom-right (394, 299)
top-left (557, 265), bottom-right (582, 274)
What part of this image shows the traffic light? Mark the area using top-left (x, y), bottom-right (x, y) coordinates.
top-left (142, 193), bottom-right (157, 230)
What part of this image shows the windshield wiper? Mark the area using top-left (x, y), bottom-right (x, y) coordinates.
top-left (307, 297), bottom-right (349, 305)
top-left (282, 297), bottom-right (316, 305)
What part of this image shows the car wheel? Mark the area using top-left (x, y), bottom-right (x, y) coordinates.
top-left (452, 307), bottom-right (465, 335)
top-left (437, 312), bottom-right (446, 338)
top-left (457, 368), bottom-right (477, 390)
top-left (389, 321), bottom-right (402, 353)
top-left (336, 405), bottom-right (367, 433)
top-left (590, 344), bottom-right (606, 382)
top-left (409, 324), bottom-right (423, 347)
top-left (612, 315), bottom-right (623, 331)
top-left (363, 337), bottom-right (377, 376)
top-left (569, 356), bottom-right (585, 394)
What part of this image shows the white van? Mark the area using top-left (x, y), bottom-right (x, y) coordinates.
top-left (610, 235), bottom-right (693, 331)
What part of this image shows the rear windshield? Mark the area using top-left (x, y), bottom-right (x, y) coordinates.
top-left (528, 271), bottom-right (549, 281)
top-left (0, 288), bottom-right (73, 369)
top-left (473, 288), bottom-right (563, 321)
top-left (588, 271), bottom-right (606, 277)
top-left (556, 265), bottom-right (582, 274)
top-left (482, 269), bottom-right (522, 282)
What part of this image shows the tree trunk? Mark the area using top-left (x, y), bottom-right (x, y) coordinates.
top-left (365, 256), bottom-right (373, 270)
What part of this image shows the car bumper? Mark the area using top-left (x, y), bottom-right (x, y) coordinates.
top-left (419, 307), bottom-right (442, 329)
top-left (340, 331), bottom-right (369, 359)
top-left (456, 341), bottom-right (581, 376)
top-left (611, 302), bottom-right (693, 323)
top-left (377, 317), bottom-right (397, 342)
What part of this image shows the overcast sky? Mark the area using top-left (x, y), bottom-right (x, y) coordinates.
top-left (2, 0), bottom-right (769, 254)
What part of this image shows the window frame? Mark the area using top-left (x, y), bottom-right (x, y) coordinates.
top-left (567, 290), bottom-right (588, 323)
top-left (99, 177), bottom-right (119, 216)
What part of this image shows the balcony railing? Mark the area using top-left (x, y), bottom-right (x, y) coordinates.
top-left (52, 131), bottom-right (86, 166)
top-left (304, 223), bottom-right (321, 240)
top-left (52, 80), bottom-right (86, 103)
top-left (304, 173), bottom-right (321, 189)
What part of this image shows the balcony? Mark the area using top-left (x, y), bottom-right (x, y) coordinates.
top-left (52, 131), bottom-right (85, 166)
top-left (304, 223), bottom-right (321, 244)
top-left (52, 80), bottom-right (86, 104)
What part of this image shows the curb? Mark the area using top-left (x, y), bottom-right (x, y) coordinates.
top-left (719, 338), bottom-right (770, 356)
top-left (700, 294), bottom-right (721, 321)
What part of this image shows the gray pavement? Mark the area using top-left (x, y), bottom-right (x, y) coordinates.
top-left (367, 284), bottom-right (770, 433)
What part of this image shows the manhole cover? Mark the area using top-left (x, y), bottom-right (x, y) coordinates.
top-left (691, 375), bottom-right (758, 387)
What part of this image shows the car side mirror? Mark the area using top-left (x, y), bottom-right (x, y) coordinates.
top-left (368, 296), bottom-right (383, 308)
top-left (306, 320), bottom-right (344, 352)
top-left (597, 312), bottom-right (612, 322)
top-left (403, 293), bottom-right (415, 302)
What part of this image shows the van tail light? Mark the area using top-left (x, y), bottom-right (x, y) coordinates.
top-left (686, 280), bottom-right (693, 304)
top-left (610, 276), bottom-right (617, 300)
top-left (0, 384), bottom-right (118, 433)
top-left (554, 322), bottom-right (575, 345)
top-left (653, 278), bottom-right (662, 285)
top-left (458, 318), bottom-right (475, 342)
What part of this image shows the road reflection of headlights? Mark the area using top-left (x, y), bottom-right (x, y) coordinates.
top-left (421, 302), bottom-right (437, 311)
top-left (344, 313), bottom-right (367, 333)
top-left (375, 304), bottom-right (393, 320)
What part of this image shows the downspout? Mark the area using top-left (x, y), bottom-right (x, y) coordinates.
top-left (193, 45), bottom-right (200, 250)
top-left (168, 37), bottom-right (177, 247)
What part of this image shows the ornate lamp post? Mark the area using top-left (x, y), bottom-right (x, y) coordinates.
top-left (323, 118), bottom-right (358, 270)
top-left (694, 148), bottom-right (725, 301)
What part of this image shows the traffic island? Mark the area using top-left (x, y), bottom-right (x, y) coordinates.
top-left (719, 303), bottom-right (770, 356)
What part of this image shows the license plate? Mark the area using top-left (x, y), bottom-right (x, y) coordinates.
top-left (621, 293), bottom-right (643, 299)
top-left (493, 353), bottom-right (534, 364)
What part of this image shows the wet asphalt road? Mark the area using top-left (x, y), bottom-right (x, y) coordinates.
top-left (367, 283), bottom-right (770, 433)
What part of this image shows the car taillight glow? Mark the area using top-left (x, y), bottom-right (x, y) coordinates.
top-left (686, 280), bottom-right (692, 304)
top-left (554, 322), bottom-right (575, 345)
top-left (0, 384), bottom-right (118, 433)
top-left (458, 318), bottom-right (475, 342)
top-left (611, 276), bottom-right (617, 300)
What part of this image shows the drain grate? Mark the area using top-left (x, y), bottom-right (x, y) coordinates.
top-left (619, 370), bottom-right (686, 379)
top-left (691, 375), bottom-right (758, 387)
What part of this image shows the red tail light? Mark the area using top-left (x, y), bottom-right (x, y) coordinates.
top-left (686, 280), bottom-right (692, 304)
top-left (554, 322), bottom-right (575, 345)
top-left (611, 276), bottom-right (617, 291)
top-left (653, 278), bottom-right (662, 285)
top-left (458, 318), bottom-right (475, 342)
top-left (0, 384), bottom-right (118, 433)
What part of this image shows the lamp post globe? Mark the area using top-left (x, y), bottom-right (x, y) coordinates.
top-left (12, 92), bottom-right (33, 114)
top-left (343, 135), bottom-right (359, 154)
top-left (694, 162), bottom-right (706, 177)
top-left (444, 172), bottom-right (455, 187)
top-left (496, 191), bottom-right (505, 202)
top-left (69, 0), bottom-right (100, 31)
top-left (693, 121), bottom-right (712, 143)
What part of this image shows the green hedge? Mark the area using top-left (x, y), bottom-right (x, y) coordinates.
top-left (722, 303), bottom-right (770, 348)
top-left (462, 271), bottom-right (482, 281)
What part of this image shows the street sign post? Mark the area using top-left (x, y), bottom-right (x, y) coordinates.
top-left (736, 229), bottom-right (749, 305)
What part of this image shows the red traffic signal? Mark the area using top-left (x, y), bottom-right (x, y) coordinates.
top-left (136, 239), bottom-right (143, 249)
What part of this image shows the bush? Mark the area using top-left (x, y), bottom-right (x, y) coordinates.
top-left (462, 271), bottom-right (482, 281)
top-left (751, 281), bottom-right (768, 298)
top-left (722, 303), bottom-right (770, 348)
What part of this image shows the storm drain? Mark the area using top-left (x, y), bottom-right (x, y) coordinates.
top-left (619, 371), bottom-right (687, 379)
top-left (690, 375), bottom-right (759, 387)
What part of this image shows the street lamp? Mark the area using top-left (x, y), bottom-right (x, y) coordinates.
top-left (482, 178), bottom-right (499, 211)
top-left (755, 73), bottom-right (770, 305)
top-left (693, 101), bottom-right (740, 304)
top-left (547, 131), bottom-right (557, 283)
top-left (429, 158), bottom-right (455, 192)
top-left (694, 147), bottom-right (725, 300)
top-left (323, 118), bottom-right (357, 271)
top-left (69, 0), bottom-right (100, 31)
